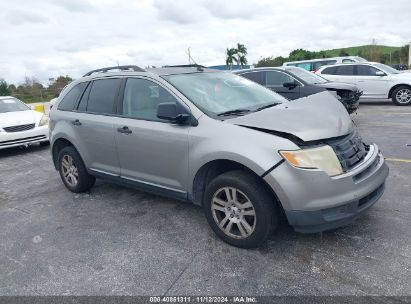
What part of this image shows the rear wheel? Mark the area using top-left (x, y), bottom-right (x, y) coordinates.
top-left (203, 170), bottom-right (278, 248)
top-left (392, 86), bottom-right (411, 106)
top-left (58, 146), bottom-right (95, 193)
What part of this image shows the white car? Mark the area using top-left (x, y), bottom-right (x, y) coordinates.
top-left (0, 96), bottom-right (49, 149)
top-left (316, 62), bottom-right (411, 106)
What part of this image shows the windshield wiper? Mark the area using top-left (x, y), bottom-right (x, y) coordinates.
top-left (255, 103), bottom-right (281, 112)
top-left (217, 109), bottom-right (251, 117)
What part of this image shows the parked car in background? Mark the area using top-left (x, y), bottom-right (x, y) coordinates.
top-left (235, 67), bottom-right (362, 113)
top-left (391, 64), bottom-right (409, 71)
top-left (50, 65), bottom-right (388, 248)
top-left (0, 96), bottom-right (49, 149)
top-left (283, 56), bottom-right (367, 72)
top-left (316, 62), bottom-right (411, 106)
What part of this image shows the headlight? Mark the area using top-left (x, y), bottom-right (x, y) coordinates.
top-left (280, 145), bottom-right (343, 176)
top-left (39, 115), bottom-right (49, 126)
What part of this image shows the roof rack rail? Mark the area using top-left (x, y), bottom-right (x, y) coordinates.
top-left (82, 65), bottom-right (146, 77)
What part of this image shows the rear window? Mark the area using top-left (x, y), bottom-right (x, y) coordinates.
top-left (58, 82), bottom-right (87, 111)
top-left (86, 78), bottom-right (121, 114)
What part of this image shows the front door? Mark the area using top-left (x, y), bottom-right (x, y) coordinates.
top-left (355, 65), bottom-right (391, 98)
top-left (113, 77), bottom-right (190, 196)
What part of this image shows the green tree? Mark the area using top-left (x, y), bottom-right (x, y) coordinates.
top-left (0, 79), bottom-right (11, 96)
top-left (49, 75), bottom-right (73, 97)
top-left (235, 43), bottom-right (248, 68)
top-left (226, 43), bottom-right (248, 69)
top-left (226, 48), bottom-right (237, 69)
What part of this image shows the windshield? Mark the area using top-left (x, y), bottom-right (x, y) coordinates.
top-left (373, 63), bottom-right (400, 74)
top-left (288, 67), bottom-right (328, 84)
top-left (164, 72), bottom-right (286, 117)
top-left (0, 97), bottom-right (29, 113)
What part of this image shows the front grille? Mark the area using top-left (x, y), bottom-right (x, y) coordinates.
top-left (3, 123), bottom-right (35, 133)
top-left (325, 131), bottom-right (368, 172)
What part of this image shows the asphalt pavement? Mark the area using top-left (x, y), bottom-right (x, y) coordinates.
top-left (0, 101), bottom-right (410, 296)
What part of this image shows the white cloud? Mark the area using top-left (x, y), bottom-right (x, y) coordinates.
top-left (0, 0), bottom-right (410, 84)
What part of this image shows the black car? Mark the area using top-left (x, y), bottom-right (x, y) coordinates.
top-left (235, 67), bottom-right (362, 114)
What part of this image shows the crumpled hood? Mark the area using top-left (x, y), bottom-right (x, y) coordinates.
top-left (226, 91), bottom-right (353, 142)
top-left (0, 110), bottom-right (42, 129)
top-left (316, 81), bottom-right (360, 92)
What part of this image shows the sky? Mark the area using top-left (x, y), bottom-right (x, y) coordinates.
top-left (0, 0), bottom-right (410, 85)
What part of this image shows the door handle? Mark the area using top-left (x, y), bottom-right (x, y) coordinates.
top-left (72, 119), bottom-right (82, 126)
top-left (117, 126), bottom-right (132, 134)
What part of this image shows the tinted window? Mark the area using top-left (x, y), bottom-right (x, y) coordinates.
top-left (295, 62), bottom-right (312, 71)
top-left (321, 66), bottom-right (337, 75)
top-left (313, 60), bottom-right (337, 71)
top-left (335, 65), bottom-right (355, 76)
top-left (77, 82), bottom-right (91, 112)
top-left (266, 71), bottom-right (294, 86)
top-left (356, 65), bottom-right (381, 76)
top-left (122, 78), bottom-right (178, 121)
top-left (240, 72), bottom-right (265, 85)
top-left (58, 82), bottom-right (87, 111)
top-left (0, 97), bottom-right (29, 113)
top-left (87, 78), bottom-right (121, 114)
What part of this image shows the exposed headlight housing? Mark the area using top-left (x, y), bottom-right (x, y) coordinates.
top-left (39, 115), bottom-right (49, 127)
top-left (280, 145), bottom-right (343, 176)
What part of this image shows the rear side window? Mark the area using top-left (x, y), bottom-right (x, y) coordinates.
top-left (321, 66), bottom-right (337, 75)
top-left (240, 72), bottom-right (265, 85)
top-left (58, 82), bottom-right (87, 111)
top-left (335, 65), bottom-right (355, 75)
top-left (87, 78), bottom-right (121, 114)
top-left (295, 62), bottom-right (312, 71)
top-left (313, 60), bottom-right (337, 71)
top-left (356, 65), bottom-right (381, 76)
top-left (266, 71), bottom-right (294, 86)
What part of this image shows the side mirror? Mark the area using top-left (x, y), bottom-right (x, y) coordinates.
top-left (157, 102), bottom-right (190, 124)
top-left (283, 81), bottom-right (298, 89)
top-left (375, 71), bottom-right (386, 76)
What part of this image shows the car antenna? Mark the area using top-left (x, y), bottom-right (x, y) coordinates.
top-left (188, 50), bottom-right (203, 71)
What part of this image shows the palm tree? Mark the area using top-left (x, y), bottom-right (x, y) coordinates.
top-left (226, 48), bottom-right (237, 70)
top-left (235, 43), bottom-right (248, 69)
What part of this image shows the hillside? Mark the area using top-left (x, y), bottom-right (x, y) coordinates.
top-left (324, 45), bottom-right (401, 58)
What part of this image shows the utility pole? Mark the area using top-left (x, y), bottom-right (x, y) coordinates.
top-left (409, 42), bottom-right (411, 68)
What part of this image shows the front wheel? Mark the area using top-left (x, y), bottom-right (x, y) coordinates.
top-left (392, 86), bottom-right (411, 106)
top-left (203, 170), bottom-right (278, 248)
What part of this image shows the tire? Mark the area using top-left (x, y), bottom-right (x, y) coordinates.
top-left (392, 85), bottom-right (411, 106)
top-left (58, 146), bottom-right (95, 193)
top-left (203, 170), bottom-right (278, 248)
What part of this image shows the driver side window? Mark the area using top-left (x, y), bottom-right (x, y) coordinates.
top-left (266, 71), bottom-right (295, 86)
top-left (122, 78), bottom-right (178, 122)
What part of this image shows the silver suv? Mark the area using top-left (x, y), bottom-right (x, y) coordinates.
top-left (50, 65), bottom-right (389, 248)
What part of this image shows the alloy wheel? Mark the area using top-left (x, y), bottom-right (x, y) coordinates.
top-left (211, 187), bottom-right (256, 239)
top-left (61, 155), bottom-right (79, 187)
top-left (396, 88), bottom-right (411, 104)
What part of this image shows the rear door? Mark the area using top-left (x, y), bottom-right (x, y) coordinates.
top-left (72, 78), bottom-right (122, 176)
top-left (354, 65), bottom-right (391, 98)
top-left (265, 70), bottom-right (301, 99)
top-left (113, 77), bottom-right (190, 196)
top-left (327, 65), bottom-right (356, 84)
